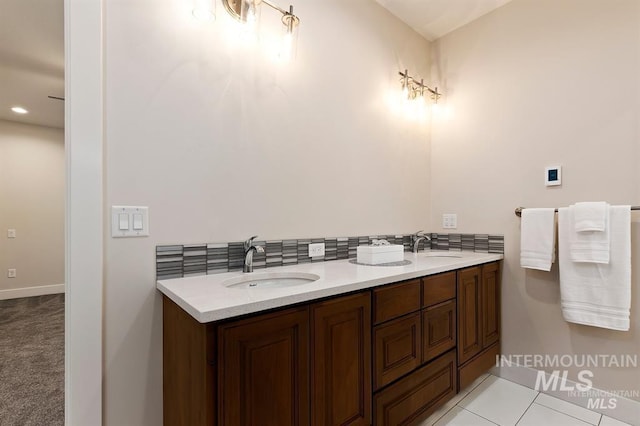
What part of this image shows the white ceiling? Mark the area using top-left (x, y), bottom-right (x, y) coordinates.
top-left (0, 0), bottom-right (64, 129)
top-left (375, 0), bottom-right (514, 41)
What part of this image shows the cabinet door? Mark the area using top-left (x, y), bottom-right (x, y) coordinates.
top-left (457, 267), bottom-right (482, 365)
top-left (218, 307), bottom-right (309, 426)
top-left (374, 312), bottom-right (421, 390)
top-left (422, 300), bottom-right (456, 363)
top-left (481, 262), bottom-right (500, 348)
top-left (312, 292), bottom-right (372, 426)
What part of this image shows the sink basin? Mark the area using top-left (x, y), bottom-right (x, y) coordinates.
top-left (222, 272), bottom-right (321, 289)
top-left (422, 252), bottom-right (463, 258)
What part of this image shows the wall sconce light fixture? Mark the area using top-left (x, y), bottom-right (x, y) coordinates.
top-left (399, 69), bottom-right (441, 104)
top-left (222, 0), bottom-right (300, 58)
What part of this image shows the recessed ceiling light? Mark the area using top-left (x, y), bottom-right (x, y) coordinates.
top-left (11, 106), bottom-right (28, 114)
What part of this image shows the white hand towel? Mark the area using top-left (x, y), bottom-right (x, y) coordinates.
top-left (569, 204), bottom-right (610, 264)
top-left (520, 208), bottom-right (556, 271)
top-left (558, 206), bottom-right (631, 331)
top-left (574, 201), bottom-right (608, 232)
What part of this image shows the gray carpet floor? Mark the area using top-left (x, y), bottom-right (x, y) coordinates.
top-left (0, 294), bottom-right (64, 425)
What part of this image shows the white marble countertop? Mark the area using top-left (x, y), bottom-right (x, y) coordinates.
top-left (157, 250), bottom-right (503, 323)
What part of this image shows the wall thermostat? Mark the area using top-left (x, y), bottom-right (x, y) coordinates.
top-left (545, 166), bottom-right (562, 187)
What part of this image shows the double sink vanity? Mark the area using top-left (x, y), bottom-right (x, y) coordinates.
top-left (158, 249), bottom-right (503, 425)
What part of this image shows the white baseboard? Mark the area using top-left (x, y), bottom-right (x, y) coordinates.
top-left (0, 284), bottom-right (65, 300)
top-left (492, 364), bottom-right (640, 426)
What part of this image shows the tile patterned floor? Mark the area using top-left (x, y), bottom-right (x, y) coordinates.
top-left (419, 375), bottom-right (634, 426)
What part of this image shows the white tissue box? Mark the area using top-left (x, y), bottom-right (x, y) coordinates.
top-left (357, 245), bottom-right (404, 264)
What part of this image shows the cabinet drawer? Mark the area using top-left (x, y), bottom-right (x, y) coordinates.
top-left (422, 300), bottom-right (456, 363)
top-left (374, 279), bottom-right (421, 324)
top-left (374, 350), bottom-right (457, 426)
top-left (458, 342), bottom-right (499, 391)
top-left (374, 312), bottom-right (421, 390)
top-left (422, 272), bottom-right (456, 307)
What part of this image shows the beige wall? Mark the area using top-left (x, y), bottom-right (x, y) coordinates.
top-left (0, 119), bottom-right (64, 295)
top-left (103, 0), bottom-right (431, 423)
top-left (431, 0), bottom-right (640, 400)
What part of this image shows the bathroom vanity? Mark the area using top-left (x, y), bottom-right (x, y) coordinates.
top-left (158, 252), bottom-right (502, 426)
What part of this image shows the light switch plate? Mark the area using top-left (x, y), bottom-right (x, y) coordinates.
top-left (111, 206), bottom-right (149, 237)
top-left (442, 213), bottom-right (457, 229)
top-left (7, 269), bottom-right (16, 278)
top-left (308, 242), bottom-right (325, 258)
top-left (7, 229), bottom-right (16, 238)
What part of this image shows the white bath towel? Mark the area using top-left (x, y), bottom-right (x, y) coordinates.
top-left (558, 206), bottom-right (631, 331)
top-left (569, 204), bottom-right (610, 264)
top-left (574, 201), bottom-right (608, 232)
top-left (520, 208), bottom-right (556, 271)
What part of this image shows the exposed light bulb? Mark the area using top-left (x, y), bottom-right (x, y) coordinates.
top-left (417, 93), bottom-right (426, 116)
top-left (238, 0), bottom-right (260, 43)
top-left (277, 12), bottom-right (298, 61)
top-left (279, 31), bottom-right (293, 61)
top-left (192, 0), bottom-right (215, 22)
top-left (246, 2), bottom-right (257, 28)
top-left (11, 106), bottom-right (28, 114)
top-left (402, 85), bottom-right (409, 99)
top-left (192, 8), bottom-right (215, 21)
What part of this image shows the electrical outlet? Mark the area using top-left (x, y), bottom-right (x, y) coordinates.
top-left (7, 229), bottom-right (16, 238)
top-left (442, 213), bottom-right (457, 229)
top-left (7, 269), bottom-right (16, 278)
top-left (308, 242), bottom-right (325, 258)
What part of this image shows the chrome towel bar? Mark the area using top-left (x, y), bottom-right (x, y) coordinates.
top-left (515, 206), bottom-right (640, 217)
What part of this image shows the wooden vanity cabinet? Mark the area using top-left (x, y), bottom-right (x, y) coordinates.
top-left (422, 300), bottom-right (456, 363)
top-left (374, 349), bottom-right (457, 426)
top-left (163, 297), bottom-right (215, 426)
top-left (481, 262), bottom-right (500, 349)
top-left (372, 271), bottom-right (458, 425)
top-left (422, 271), bottom-right (456, 307)
top-left (373, 279), bottom-right (421, 324)
top-left (217, 306), bottom-right (310, 426)
top-left (457, 262), bottom-right (501, 390)
top-left (422, 272), bottom-right (457, 364)
top-left (164, 290), bottom-right (371, 426)
top-left (163, 260), bottom-right (502, 426)
top-left (373, 312), bottom-right (421, 390)
top-left (372, 280), bottom-right (422, 391)
top-left (311, 292), bottom-right (371, 426)
top-left (457, 266), bottom-right (482, 365)
top-left (218, 292), bottom-right (372, 426)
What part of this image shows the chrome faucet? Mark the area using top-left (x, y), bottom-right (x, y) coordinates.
top-left (243, 235), bottom-right (265, 273)
top-left (412, 230), bottom-right (431, 253)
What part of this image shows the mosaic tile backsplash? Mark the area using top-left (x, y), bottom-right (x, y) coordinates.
top-left (156, 233), bottom-right (504, 280)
